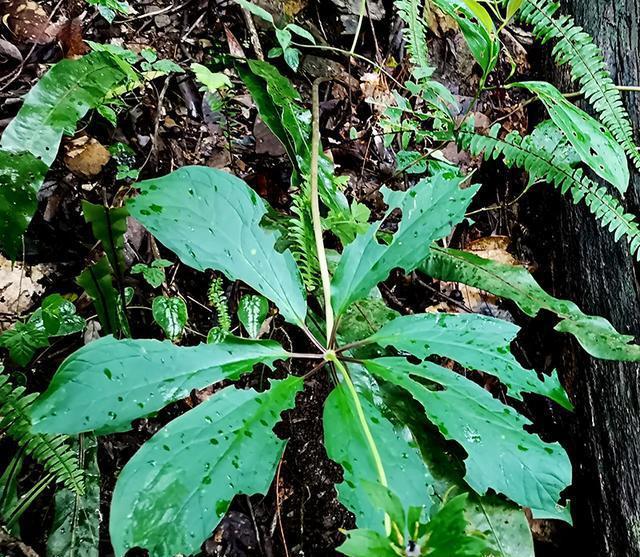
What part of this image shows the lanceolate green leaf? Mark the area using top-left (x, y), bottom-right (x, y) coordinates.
top-left (331, 172), bottom-right (478, 318)
top-left (432, 0), bottom-right (498, 75)
top-left (366, 312), bottom-right (571, 409)
top-left (323, 381), bottom-right (433, 534)
top-left (236, 59), bottom-right (350, 218)
top-left (0, 52), bottom-right (131, 257)
top-left (0, 151), bottom-right (48, 258)
top-left (109, 377), bottom-right (302, 557)
top-left (47, 434), bottom-right (100, 557)
top-left (76, 257), bottom-right (126, 336)
top-left (1, 52), bottom-right (130, 166)
top-left (30, 335), bottom-right (289, 435)
top-left (514, 81), bottom-right (629, 193)
top-left (128, 166), bottom-right (307, 326)
top-left (365, 358), bottom-right (572, 521)
top-left (423, 246), bottom-right (640, 361)
top-left (81, 201), bottom-right (129, 278)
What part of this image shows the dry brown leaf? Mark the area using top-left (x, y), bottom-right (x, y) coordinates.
top-left (3, 0), bottom-right (55, 44)
top-left (0, 255), bottom-right (53, 327)
top-left (56, 16), bottom-right (87, 58)
top-left (466, 235), bottom-right (518, 266)
top-left (64, 136), bottom-right (111, 177)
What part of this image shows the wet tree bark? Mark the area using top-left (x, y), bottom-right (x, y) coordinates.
top-left (534, 1), bottom-right (640, 555)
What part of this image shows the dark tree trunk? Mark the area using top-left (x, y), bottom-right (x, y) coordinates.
top-left (534, 1), bottom-right (640, 555)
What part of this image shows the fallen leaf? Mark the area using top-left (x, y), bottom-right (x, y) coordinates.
top-left (3, 0), bottom-right (55, 44)
top-left (0, 255), bottom-right (54, 326)
top-left (64, 136), bottom-right (111, 177)
top-left (56, 16), bottom-right (87, 57)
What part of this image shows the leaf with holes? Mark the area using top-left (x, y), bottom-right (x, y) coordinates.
top-left (128, 166), bottom-right (307, 326)
top-left (365, 358), bottom-right (572, 521)
top-left (109, 377), bottom-right (302, 557)
top-left (30, 335), bottom-right (290, 435)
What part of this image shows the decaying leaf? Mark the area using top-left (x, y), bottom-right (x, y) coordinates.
top-left (64, 136), bottom-right (111, 177)
top-left (0, 255), bottom-right (53, 325)
top-left (3, 0), bottom-right (56, 44)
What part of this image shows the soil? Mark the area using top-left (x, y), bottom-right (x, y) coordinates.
top-left (0, 0), bottom-right (576, 555)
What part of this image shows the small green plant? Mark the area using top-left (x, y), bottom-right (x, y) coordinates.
top-left (235, 0), bottom-right (316, 71)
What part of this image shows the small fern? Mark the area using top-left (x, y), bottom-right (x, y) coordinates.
top-left (397, 0), bottom-right (432, 80)
top-left (0, 368), bottom-right (84, 494)
top-left (458, 126), bottom-right (640, 258)
top-left (519, 0), bottom-right (640, 170)
top-left (207, 277), bottom-right (231, 334)
top-left (289, 179), bottom-right (320, 292)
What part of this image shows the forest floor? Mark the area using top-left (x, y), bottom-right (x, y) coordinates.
top-left (0, 0), bottom-right (578, 555)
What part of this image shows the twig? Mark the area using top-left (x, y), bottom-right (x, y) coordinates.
top-left (241, 7), bottom-right (265, 60)
top-left (275, 457), bottom-right (290, 557)
top-left (349, 0), bottom-right (368, 54)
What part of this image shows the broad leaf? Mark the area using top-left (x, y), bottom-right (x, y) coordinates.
top-left (365, 358), bottom-right (572, 521)
top-left (423, 246), bottom-right (640, 361)
top-left (109, 377), bottom-right (302, 557)
top-left (82, 201), bottom-right (129, 278)
top-left (0, 151), bottom-right (48, 258)
top-left (1, 52), bottom-right (130, 166)
top-left (152, 295), bottom-right (188, 341)
top-left (30, 335), bottom-right (289, 434)
top-left (514, 81), bottom-right (629, 193)
top-left (466, 494), bottom-right (534, 557)
top-left (367, 312), bottom-right (571, 409)
top-left (127, 166), bottom-right (307, 326)
top-left (378, 372), bottom-right (535, 556)
top-left (47, 434), bottom-right (100, 557)
top-left (323, 381), bottom-right (433, 533)
top-left (338, 529), bottom-right (398, 557)
top-left (331, 171), bottom-right (478, 317)
top-left (0, 52), bottom-right (131, 257)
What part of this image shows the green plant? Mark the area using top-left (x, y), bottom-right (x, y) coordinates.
top-left (0, 366), bottom-right (84, 495)
top-left (235, 0), bottom-right (316, 71)
top-left (378, 0), bottom-right (640, 261)
top-left (0, 52), bottom-right (133, 258)
top-left (25, 154), bottom-right (606, 555)
top-left (0, 294), bottom-right (85, 366)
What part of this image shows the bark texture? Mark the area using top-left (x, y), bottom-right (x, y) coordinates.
top-left (538, 1), bottom-right (640, 555)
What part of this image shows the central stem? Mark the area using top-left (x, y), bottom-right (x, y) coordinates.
top-left (328, 355), bottom-right (391, 534)
top-left (310, 77), bottom-right (335, 345)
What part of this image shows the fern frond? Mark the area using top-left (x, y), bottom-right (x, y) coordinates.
top-left (397, 0), bottom-right (433, 80)
top-left (520, 0), bottom-right (640, 170)
top-left (458, 128), bottom-right (640, 258)
top-left (289, 178), bottom-right (320, 292)
top-left (0, 369), bottom-right (84, 494)
top-left (207, 277), bottom-right (231, 333)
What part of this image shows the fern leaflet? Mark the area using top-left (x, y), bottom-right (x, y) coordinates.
top-left (397, 0), bottom-right (433, 80)
top-left (0, 368), bottom-right (84, 494)
top-left (458, 127), bottom-right (640, 258)
top-left (289, 178), bottom-right (320, 292)
top-left (207, 277), bottom-right (231, 334)
top-left (519, 0), bottom-right (640, 171)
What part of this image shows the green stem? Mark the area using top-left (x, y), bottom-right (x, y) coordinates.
top-left (329, 356), bottom-right (390, 532)
top-left (349, 0), bottom-right (368, 54)
top-left (311, 77), bottom-right (334, 346)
